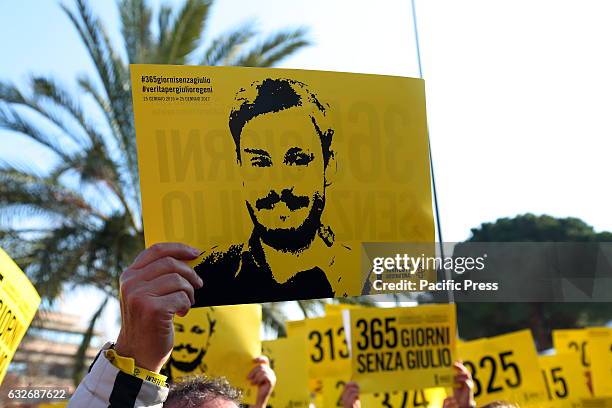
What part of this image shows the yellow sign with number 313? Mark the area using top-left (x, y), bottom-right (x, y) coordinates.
top-left (305, 315), bottom-right (351, 378)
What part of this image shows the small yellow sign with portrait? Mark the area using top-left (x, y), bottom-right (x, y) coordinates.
top-left (349, 304), bottom-right (456, 393)
top-left (163, 304), bottom-right (261, 404)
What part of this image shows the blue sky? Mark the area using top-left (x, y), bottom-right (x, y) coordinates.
top-left (2, 0), bottom-right (612, 337)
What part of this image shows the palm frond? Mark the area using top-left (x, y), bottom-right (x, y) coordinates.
top-left (262, 303), bottom-right (288, 337)
top-left (0, 164), bottom-right (105, 223)
top-left (160, 0), bottom-right (212, 64)
top-left (119, 0), bottom-right (153, 63)
top-left (31, 76), bottom-right (102, 146)
top-left (200, 23), bottom-right (256, 66)
top-left (0, 105), bottom-right (71, 160)
top-left (21, 225), bottom-right (94, 299)
top-left (0, 80), bottom-right (88, 150)
top-left (156, 4), bottom-right (173, 58)
top-left (296, 299), bottom-right (325, 318)
top-left (234, 28), bottom-right (311, 67)
top-left (73, 296), bottom-right (108, 386)
top-left (62, 0), bottom-right (136, 178)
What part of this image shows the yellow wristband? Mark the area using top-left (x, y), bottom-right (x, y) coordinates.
top-left (105, 348), bottom-right (168, 387)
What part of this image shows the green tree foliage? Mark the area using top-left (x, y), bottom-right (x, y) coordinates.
top-left (467, 213), bottom-right (612, 242)
top-left (458, 213), bottom-right (612, 350)
top-left (0, 0), bottom-right (311, 383)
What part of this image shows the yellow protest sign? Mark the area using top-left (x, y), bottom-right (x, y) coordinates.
top-left (458, 330), bottom-right (548, 406)
top-left (263, 337), bottom-right (310, 408)
top-left (587, 328), bottom-right (612, 397)
top-left (321, 377), bottom-right (448, 408)
top-left (130, 64), bottom-right (434, 306)
top-left (305, 314), bottom-right (351, 378)
top-left (286, 319), bottom-right (307, 337)
top-left (360, 388), bottom-right (448, 408)
top-left (553, 329), bottom-right (590, 369)
top-left (0, 248), bottom-right (41, 384)
top-left (162, 304), bottom-right (261, 404)
top-left (321, 375), bottom-right (352, 408)
top-left (286, 318), bottom-right (322, 397)
top-left (349, 304), bottom-right (456, 393)
top-left (538, 354), bottom-right (591, 407)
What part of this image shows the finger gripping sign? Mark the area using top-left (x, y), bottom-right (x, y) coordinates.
top-left (458, 329), bottom-right (548, 406)
top-left (349, 304), bottom-right (456, 393)
top-left (130, 64), bottom-right (434, 307)
top-left (0, 248), bottom-right (41, 384)
top-left (163, 304), bottom-right (261, 405)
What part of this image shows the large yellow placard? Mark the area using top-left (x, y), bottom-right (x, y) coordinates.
top-left (587, 328), bottom-right (612, 397)
top-left (349, 304), bottom-right (456, 393)
top-left (538, 354), bottom-right (591, 408)
top-left (305, 315), bottom-right (351, 378)
top-left (263, 337), bottom-right (310, 408)
top-left (457, 330), bottom-right (547, 406)
top-left (130, 64), bottom-right (433, 306)
top-left (0, 248), bottom-right (41, 384)
top-left (162, 304), bottom-right (261, 404)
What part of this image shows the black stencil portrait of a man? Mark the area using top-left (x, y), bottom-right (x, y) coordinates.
top-left (193, 78), bottom-right (351, 306)
top-left (162, 307), bottom-right (217, 382)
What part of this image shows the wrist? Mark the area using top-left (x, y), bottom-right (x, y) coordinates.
top-left (114, 339), bottom-right (166, 373)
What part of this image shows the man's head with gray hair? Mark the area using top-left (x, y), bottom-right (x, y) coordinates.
top-left (164, 376), bottom-right (242, 408)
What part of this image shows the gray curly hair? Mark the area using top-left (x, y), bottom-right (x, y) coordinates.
top-left (164, 376), bottom-right (242, 408)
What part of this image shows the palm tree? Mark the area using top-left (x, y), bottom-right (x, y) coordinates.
top-left (0, 0), bottom-right (314, 384)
